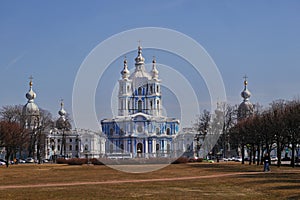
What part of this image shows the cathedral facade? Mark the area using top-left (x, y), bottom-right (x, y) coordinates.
top-left (101, 46), bottom-right (180, 158)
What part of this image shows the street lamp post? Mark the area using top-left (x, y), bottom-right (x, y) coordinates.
top-left (60, 122), bottom-right (66, 158)
top-left (34, 117), bottom-right (45, 164)
top-left (76, 136), bottom-right (81, 158)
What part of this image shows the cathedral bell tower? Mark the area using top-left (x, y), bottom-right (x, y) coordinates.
top-left (118, 57), bottom-right (132, 116)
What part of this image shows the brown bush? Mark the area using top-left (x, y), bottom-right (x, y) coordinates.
top-left (56, 158), bottom-right (105, 165)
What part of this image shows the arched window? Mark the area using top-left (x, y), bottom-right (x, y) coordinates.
top-left (137, 125), bottom-right (143, 133)
top-left (157, 85), bottom-right (159, 93)
top-left (138, 100), bottom-right (142, 112)
top-left (150, 101), bottom-right (153, 109)
top-left (156, 143), bottom-right (160, 151)
top-left (127, 85), bottom-right (130, 93)
top-left (187, 144), bottom-right (191, 151)
top-left (166, 128), bottom-right (171, 135)
top-left (110, 128), bottom-right (113, 136)
top-left (137, 143), bottom-right (143, 153)
top-left (69, 145), bottom-right (72, 151)
top-left (84, 144), bottom-right (88, 151)
top-left (57, 145), bottom-right (61, 151)
top-left (138, 87), bottom-right (142, 95)
top-left (120, 144), bottom-right (124, 152)
top-left (157, 100), bottom-right (160, 110)
top-left (150, 85), bottom-right (153, 93)
top-left (156, 127), bottom-right (160, 135)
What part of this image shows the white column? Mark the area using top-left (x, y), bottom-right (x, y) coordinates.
top-left (145, 138), bottom-right (148, 154)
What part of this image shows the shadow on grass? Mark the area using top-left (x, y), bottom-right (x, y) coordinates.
top-left (189, 163), bottom-right (261, 173)
top-left (240, 178), bottom-right (300, 185)
top-left (287, 194), bottom-right (300, 200)
top-left (237, 172), bottom-right (299, 178)
top-left (272, 185), bottom-right (300, 190)
top-left (233, 173), bottom-right (300, 196)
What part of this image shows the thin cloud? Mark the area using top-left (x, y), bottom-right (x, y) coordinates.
top-left (5, 52), bottom-right (26, 69)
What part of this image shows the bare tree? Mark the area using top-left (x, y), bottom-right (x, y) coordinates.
top-left (0, 105), bottom-right (23, 123)
top-left (269, 100), bottom-right (288, 167)
top-left (0, 121), bottom-right (24, 167)
top-left (283, 100), bottom-right (300, 167)
top-left (0, 105), bottom-right (54, 162)
top-left (194, 110), bottom-right (211, 158)
top-left (214, 103), bottom-right (237, 158)
top-left (0, 105), bottom-right (30, 159)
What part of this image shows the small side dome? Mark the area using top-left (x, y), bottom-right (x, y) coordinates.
top-left (58, 108), bottom-right (66, 116)
top-left (23, 78), bottom-right (39, 117)
top-left (151, 57), bottom-right (159, 80)
top-left (58, 100), bottom-right (66, 116)
top-left (241, 89), bottom-right (251, 100)
top-left (25, 79), bottom-right (37, 102)
top-left (23, 102), bottom-right (40, 116)
top-left (238, 75), bottom-right (254, 120)
top-left (56, 117), bottom-right (71, 130)
top-left (240, 75), bottom-right (251, 100)
top-left (238, 101), bottom-right (254, 112)
top-left (121, 57), bottom-right (130, 79)
top-left (26, 89), bottom-right (36, 102)
top-left (56, 100), bottom-right (72, 130)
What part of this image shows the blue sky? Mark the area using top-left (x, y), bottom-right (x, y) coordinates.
top-left (1, 1), bottom-right (300, 128)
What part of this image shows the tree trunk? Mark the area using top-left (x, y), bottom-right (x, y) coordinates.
top-left (257, 144), bottom-right (261, 166)
top-left (249, 148), bottom-right (252, 165)
top-left (241, 144), bottom-right (245, 164)
top-left (253, 145), bottom-right (256, 165)
top-left (291, 141), bottom-right (295, 168)
top-left (277, 139), bottom-right (281, 168)
top-left (5, 148), bottom-right (11, 168)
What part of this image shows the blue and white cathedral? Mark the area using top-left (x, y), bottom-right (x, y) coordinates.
top-left (101, 46), bottom-right (180, 158)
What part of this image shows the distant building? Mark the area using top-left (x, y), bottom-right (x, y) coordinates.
top-left (45, 101), bottom-right (106, 160)
top-left (176, 128), bottom-right (197, 158)
top-left (101, 46), bottom-right (180, 158)
top-left (22, 77), bottom-right (41, 159)
top-left (18, 47), bottom-right (199, 161)
top-left (237, 76), bottom-right (254, 158)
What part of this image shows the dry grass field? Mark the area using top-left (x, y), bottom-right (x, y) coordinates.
top-left (0, 162), bottom-right (299, 200)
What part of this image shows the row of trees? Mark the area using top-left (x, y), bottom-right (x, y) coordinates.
top-left (195, 99), bottom-right (300, 167)
top-left (231, 100), bottom-right (300, 167)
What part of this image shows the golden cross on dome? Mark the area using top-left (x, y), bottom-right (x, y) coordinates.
top-left (243, 75), bottom-right (248, 86)
top-left (29, 75), bottom-right (33, 86)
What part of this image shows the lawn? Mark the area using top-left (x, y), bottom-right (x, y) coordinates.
top-left (0, 162), bottom-right (299, 199)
